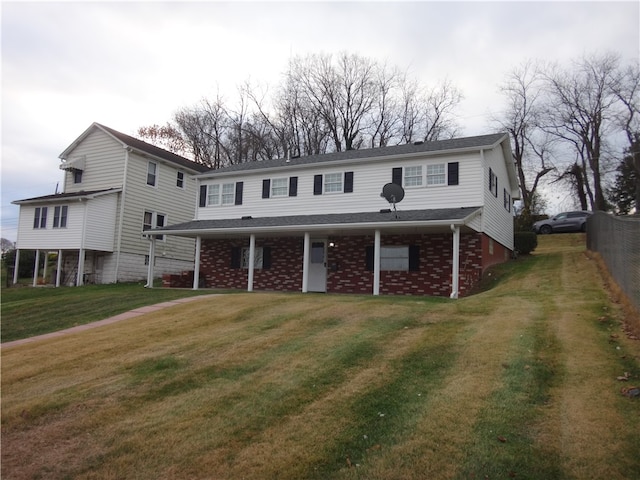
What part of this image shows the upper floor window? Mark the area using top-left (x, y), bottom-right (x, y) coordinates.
top-left (53, 206), bottom-right (68, 228)
top-left (489, 168), bottom-right (498, 197)
top-left (147, 162), bottom-right (157, 186)
top-left (33, 207), bottom-right (47, 229)
top-left (393, 163), bottom-right (458, 188)
top-left (503, 188), bottom-right (511, 212)
top-left (404, 166), bottom-right (423, 187)
top-left (426, 164), bottom-right (446, 186)
top-left (73, 170), bottom-right (83, 184)
top-left (313, 172), bottom-right (354, 195)
top-left (262, 177), bottom-right (298, 198)
top-left (202, 182), bottom-right (244, 206)
top-left (176, 171), bottom-right (184, 189)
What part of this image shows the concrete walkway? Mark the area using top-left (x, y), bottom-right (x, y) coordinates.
top-left (2, 294), bottom-right (221, 349)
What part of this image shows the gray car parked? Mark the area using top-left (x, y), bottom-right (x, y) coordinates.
top-left (532, 211), bottom-right (593, 234)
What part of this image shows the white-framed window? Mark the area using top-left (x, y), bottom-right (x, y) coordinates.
top-left (53, 205), bottom-right (68, 228)
top-left (324, 173), bottom-right (343, 193)
top-left (147, 162), bottom-right (157, 186)
top-left (207, 184), bottom-right (221, 206)
top-left (221, 183), bottom-right (235, 205)
top-left (206, 182), bottom-right (241, 206)
top-left (489, 168), bottom-right (498, 197)
top-left (426, 163), bottom-right (446, 186)
top-left (241, 247), bottom-right (263, 269)
top-left (33, 207), bottom-right (47, 229)
top-left (380, 246), bottom-right (409, 271)
top-left (404, 166), bottom-right (423, 187)
top-left (271, 178), bottom-right (288, 197)
top-left (176, 171), bottom-right (184, 189)
top-left (143, 211), bottom-right (166, 241)
top-left (503, 188), bottom-right (511, 212)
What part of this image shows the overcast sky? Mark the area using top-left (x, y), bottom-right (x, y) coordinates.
top-left (2, 1), bottom-right (639, 243)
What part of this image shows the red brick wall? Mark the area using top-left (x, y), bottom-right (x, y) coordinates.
top-left (481, 235), bottom-right (512, 271)
top-left (326, 233), bottom-right (483, 297)
top-left (175, 232), bottom-right (497, 297)
top-left (199, 237), bottom-right (303, 291)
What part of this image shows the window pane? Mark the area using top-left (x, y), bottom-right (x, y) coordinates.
top-left (221, 183), bottom-right (235, 205)
top-left (311, 242), bottom-right (325, 263)
top-left (143, 211), bottom-right (153, 230)
top-left (34, 208), bottom-right (41, 229)
top-left (40, 207), bottom-right (47, 228)
top-left (427, 164), bottom-right (445, 185)
top-left (324, 173), bottom-right (342, 193)
top-left (271, 178), bottom-right (288, 197)
top-left (404, 166), bottom-right (422, 186)
top-left (241, 247), bottom-right (263, 269)
top-left (147, 162), bottom-right (157, 186)
top-left (208, 185), bottom-right (220, 205)
top-left (60, 206), bottom-right (68, 228)
top-left (380, 246), bottom-right (409, 271)
top-left (176, 171), bottom-right (184, 188)
top-left (53, 206), bottom-right (61, 228)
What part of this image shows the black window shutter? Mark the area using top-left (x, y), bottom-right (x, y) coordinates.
top-left (448, 162), bottom-right (459, 185)
top-left (262, 179), bottom-right (271, 199)
top-left (365, 246), bottom-right (374, 271)
top-left (344, 171), bottom-right (354, 193)
top-left (392, 167), bottom-right (402, 186)
top-left (409, 245), bottom-right (420, 271)
top-left (199, 185), bottom-right (207, 207)
top-left (313, 174), bottom-right (323, 195)
top-left (488, 168), bottom-right (493, 191)
top-left (263, 246), bottom-right (272, 269)
top-left (289, 176), bottom-right (298, 197)
top-left (235, 182), bottom-right (244, 205)
top-left (230, 247), bottom-right (241, 268)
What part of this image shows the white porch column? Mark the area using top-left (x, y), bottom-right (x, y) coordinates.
top-left (302, 232), bottom-right (310, 293)
top-left (247, 234), bottom-right (255, 292)
top-left (32, 250), bottom-right (40, 287)
top-left (450, 225), bottom-right (460, 299)
top-left (42, 251), bottom-right (48, 284)
top-left (145, 237), bottom-right (156, 288)
top-left (77, 249), bottom-right (85, 286)
top-left (56, 250), bottom-right (63, 287)
top-left (193, 236), bottom-right (201, 290)
top-left (13, 249), bottom-right (20, 284)
top-left (373, 229), bottom-right (381, 296)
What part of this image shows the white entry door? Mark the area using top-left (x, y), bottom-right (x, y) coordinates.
top-left (308, 240), bottom-right (327, 292)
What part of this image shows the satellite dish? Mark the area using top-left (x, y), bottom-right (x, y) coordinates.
top-left (380, 183), bottom-right (405, 218)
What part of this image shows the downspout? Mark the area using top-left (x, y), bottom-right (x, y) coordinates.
top-left (450, 224), bottom-right (460, 299)
top-left (114, 146), bottom-right (130, 283)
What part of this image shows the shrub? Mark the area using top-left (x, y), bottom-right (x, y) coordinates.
top-left (514, 232), bottom-right (538, 255)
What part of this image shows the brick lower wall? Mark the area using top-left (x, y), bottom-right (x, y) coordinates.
top-left (174, 232), bottom-right (495, 297)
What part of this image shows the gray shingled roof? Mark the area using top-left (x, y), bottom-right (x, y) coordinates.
top-left (150, 207), bottom-right (482, 235)
top-left (199, 133), bottom-right (508, 177)
top-left (95, 124), bottom-right (211, 173)
top-left (12, 188), bottom-right (120, 205)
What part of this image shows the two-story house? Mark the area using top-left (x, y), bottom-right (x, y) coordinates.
top-left (11, 123), bottom-right (210, 286)
top-left (150, 133), bottom-right (519, 298)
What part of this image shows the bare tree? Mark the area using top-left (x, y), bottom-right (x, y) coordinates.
top-left (137, 123), bottom-right (190, 158)
top-left (494, 61), bottom-right (555, 216)
top-left (541, 53), bottom-right (626, 211)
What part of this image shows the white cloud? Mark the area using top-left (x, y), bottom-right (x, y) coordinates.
top-left (2, 1), bottom-right (639, 241)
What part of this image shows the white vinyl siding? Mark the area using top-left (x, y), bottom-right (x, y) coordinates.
top-left (196, 152), bottom-right (484, 221)
top-left (480, 147), bottom-right (514, 250)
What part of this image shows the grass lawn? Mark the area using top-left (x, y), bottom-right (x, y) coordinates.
top-left (2, 234), bottom-right (639, 479)
top-left (1, 282), bottom-right (218, 342)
